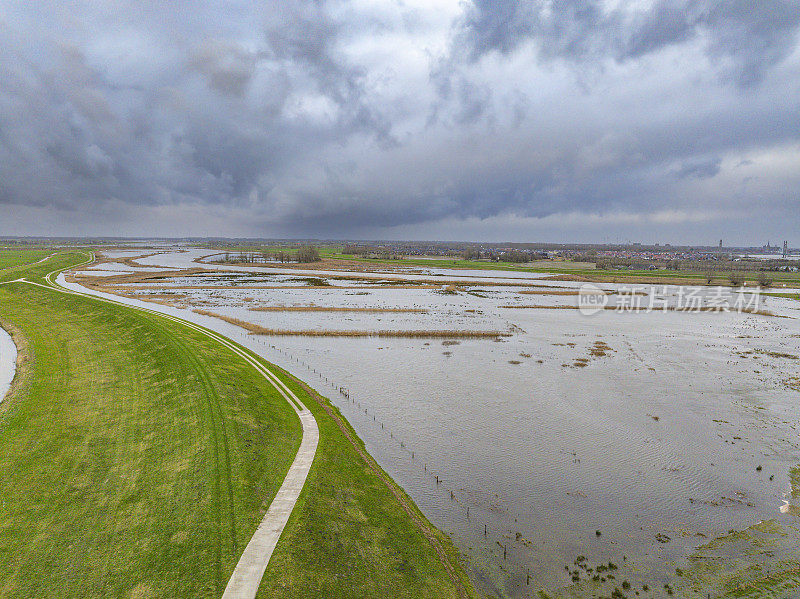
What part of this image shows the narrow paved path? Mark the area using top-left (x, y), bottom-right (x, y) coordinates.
top-left (12, 253), bottom-right (319, 599)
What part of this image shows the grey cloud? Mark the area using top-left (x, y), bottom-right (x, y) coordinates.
top-left (701, 0), bottom-right (800, 86)
top-left (676, 157), bottom-right (722, 179)
top-left (455, 0), bottom-right (800, 86)
top-left (264, 3), bottom-right (361, 107)
top-left (190, 41), bottom-right (258, 97)
top-left (0, 0), bottom-right (799, 242)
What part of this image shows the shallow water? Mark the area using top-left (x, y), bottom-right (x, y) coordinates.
top-left (0, 324), bottom-right (17, 403)
top-left (66, 249), bottom-right (800, 597)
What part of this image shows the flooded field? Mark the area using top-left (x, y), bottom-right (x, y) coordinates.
top-left (0, 324), bottom-right (17, 403)
top-left (68, 248), bottom-right (800, 598)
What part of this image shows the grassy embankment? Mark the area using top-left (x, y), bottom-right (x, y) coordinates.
top-left (0, 248), bottom-right (54, 271)
top-left (0, 250), bottom-right (476, 598)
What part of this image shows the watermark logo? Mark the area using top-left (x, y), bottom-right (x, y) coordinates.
top-left (578, 283), bottom-right (609, 315)
top-left (578, 284), bottom-right (762, 315)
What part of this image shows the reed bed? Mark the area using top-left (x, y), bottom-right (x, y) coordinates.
top-left (92, 251), bottom-right (171, 269)
top-left (327, 276), bottom-right (569, 289)
top-left (250, 306), bottom-right (428, 313)
top-left (192, 309), bottom-right (510, 338)
top-left (72, 267), bottom-right (215, 287)
top-left (500, 304), bottom-right (777, 316)
top-left (518, 289), bottom-right (582, 296)
top-left (518, 289), bottom-right (645, 296)
top-left (127, 293), bottom-right (190, 308)
top-left (500, 305), bottom-right (582, 309)
top-left (128, 295), bottom-right (186, 308)
top-left (194, 256), bottom-right (568, 288)
top-left (79, 263), bottom-right (569, 291)
top-left (543, 274), bottom-right (592, 282)
top-left (102, 284), bottom-right (441, 291)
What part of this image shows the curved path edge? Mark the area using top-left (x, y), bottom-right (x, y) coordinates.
top-left (11, 253), bottom-right (318, 599)
top-left (0, 320), bottom-right (18, 405)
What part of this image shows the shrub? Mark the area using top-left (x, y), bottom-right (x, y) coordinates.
top-left (296, 246), bottom-right (321, 263)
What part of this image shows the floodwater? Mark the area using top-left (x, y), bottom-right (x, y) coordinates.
top-left (68, 248), bottom-right (800, 597)
top-left (0, 324), bottom-right (17, 403)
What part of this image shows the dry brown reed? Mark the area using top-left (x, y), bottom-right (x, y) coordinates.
top-left (192, 309), bottom-right (509, 338)
top-left (91, 251), bottom-right (171, 269)
top-left (250, 306), bottom-right (428, 313)
top-left (518, 289), bottom-right (582, 296)
top-left (500, 304), bottom-right (777, 316)
top-left (103, 284), bottom-right (440, 291)
top-left (517, 289), bottom-right (645, 296)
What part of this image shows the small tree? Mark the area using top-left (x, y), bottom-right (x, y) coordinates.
top-left (296, 246), bottom-right (321, 263)
top-left (704, 271), bottom-right (715, 285)
top-left (728, 272), bottom-right (744, 287)
top-left (757, 271), bottom-right (773, 287)
top-left (462, 248), bottom-right (482, 260)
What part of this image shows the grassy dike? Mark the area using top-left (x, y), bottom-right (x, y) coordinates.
top-left (0, 249), bottom-right (54, 271)
top-left (0, 251), bottom-right (478, 599)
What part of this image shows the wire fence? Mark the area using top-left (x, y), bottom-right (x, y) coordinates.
top-left (240, 331), bottom-right (539, 596)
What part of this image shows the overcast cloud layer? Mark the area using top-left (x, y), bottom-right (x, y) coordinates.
top-left (1, 0), bottom-right (799, 243)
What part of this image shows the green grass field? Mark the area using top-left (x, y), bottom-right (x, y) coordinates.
top-left (326, 251), bottom-right (800, 286)
top-left (0, 251), bottom-right (476, 598)
top-left (202, 244), bottom-right (800, 287)
top-left (0, 249), bottom-right (54, 271)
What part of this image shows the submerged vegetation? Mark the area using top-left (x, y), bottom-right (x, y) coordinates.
top-left (250, 305), bottom-right (428, 313)
top-left (193, 309), bottom-right (510, 338)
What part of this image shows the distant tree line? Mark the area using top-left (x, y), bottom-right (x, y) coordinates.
top-left (342, 244), bottom-right (404, 259)
top-left (220, 246), bottom-right (321, 264)
top-left (493, 250), bottom-right (547, 263)
top-left (595, 257), bottom-right (800, 274)
top-left (461, 247), bottom-right (482, 260)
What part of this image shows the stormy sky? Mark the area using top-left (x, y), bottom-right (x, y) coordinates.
top-left (1, 1), bottom-right (799, 243)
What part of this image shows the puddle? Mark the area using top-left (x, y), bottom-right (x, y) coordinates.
top-left (0, 324), bottom-right (17, 403)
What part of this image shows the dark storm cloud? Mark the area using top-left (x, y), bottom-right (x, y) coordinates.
top-left (676, 157), bottom-right (722, 179)
top-left (0, 0), bottom-right (799, 241)
top-left (455, 0), bottom-right (800, 85)
top-left (190, 41), bottom-right (258, 97)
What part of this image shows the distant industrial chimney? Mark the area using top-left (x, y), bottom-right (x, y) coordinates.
top-left (719, 239), bottom-right (723, 249)
top-left (784, 240), bottom-right (788, 258)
